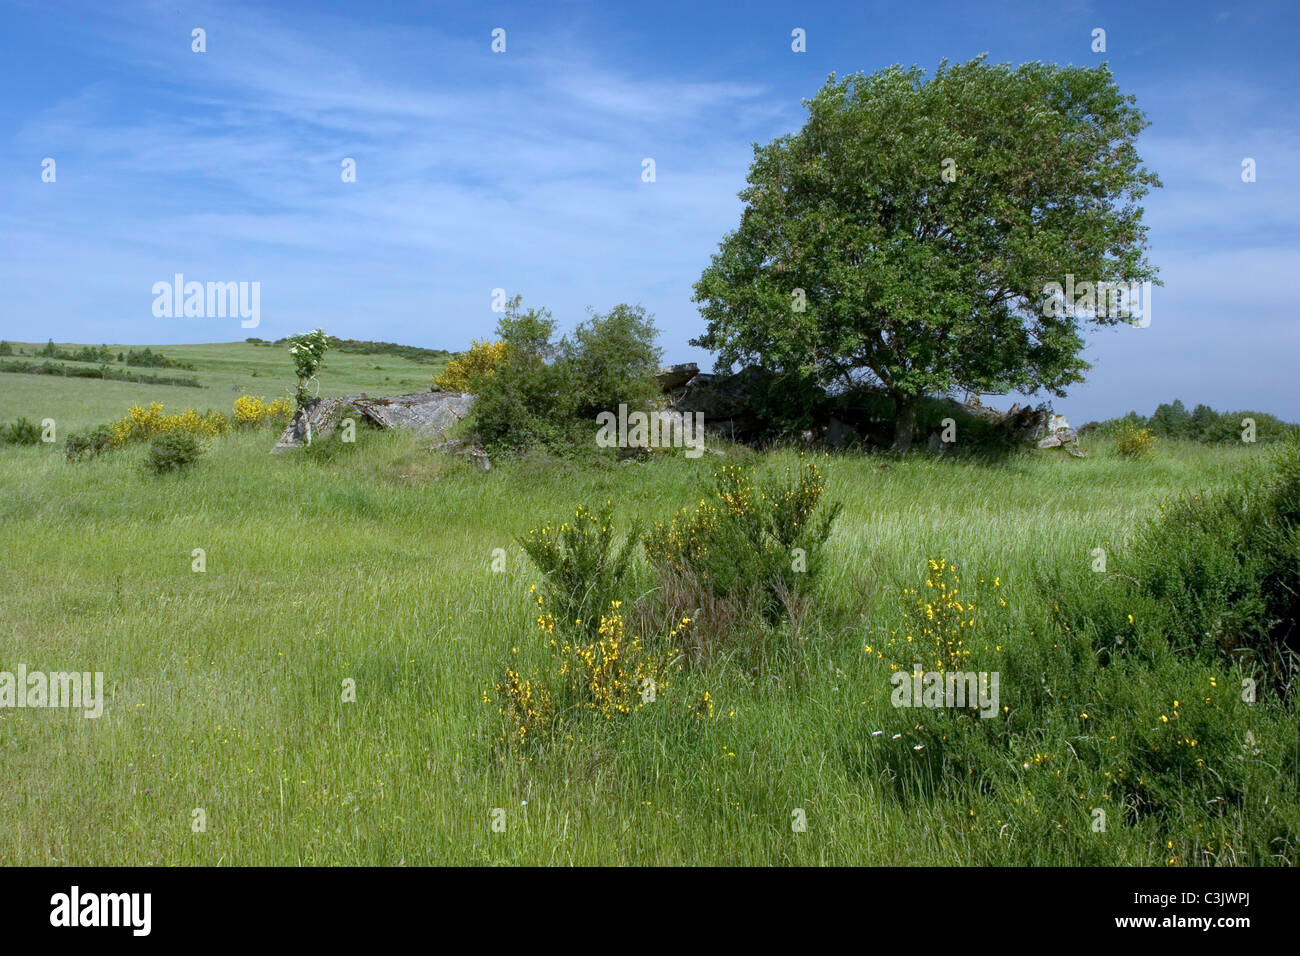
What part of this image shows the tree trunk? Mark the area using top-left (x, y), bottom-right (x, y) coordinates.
top-left (891, 391), bottom-right (918, 451)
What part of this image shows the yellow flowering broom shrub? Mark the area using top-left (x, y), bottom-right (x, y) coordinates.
top-left (68, 396), bottom-right (289, 461)
top-left (866, 557), bottom-right (1006, 677)
top-left (1115, 421), bottom-right (1157, 459)
top-left (520, 501), bottom-right (640, 639)
top-left (492, 597), bottom-right (683, 755)
top-left (491, 668), bottom-right (554, 749)
top-left (491, 502), bottom-right (688, 755)
top-left (643, 460), bottom-right (841, 657)
top-left (110, 401), bottom-right (230, 446)
top-left (233, 395), bottom-right (293, 428)
top-left (433, 339), bottom-right (508, 393)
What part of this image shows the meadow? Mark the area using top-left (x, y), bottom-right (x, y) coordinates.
top-left (0, 346), bottom-right (1296, 865)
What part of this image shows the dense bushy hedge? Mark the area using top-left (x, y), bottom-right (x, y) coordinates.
top-left (124, 347), bottom-right (194, 370)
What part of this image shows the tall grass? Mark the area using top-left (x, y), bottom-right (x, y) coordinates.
top-left (0, 428), bottom-right (1293, 864)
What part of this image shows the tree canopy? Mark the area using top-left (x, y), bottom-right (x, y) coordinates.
top-left (692, 55), bottom-right (1161, 448)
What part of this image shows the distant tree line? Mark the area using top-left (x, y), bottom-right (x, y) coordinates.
top-left (1085, 399), bottom-right (1299, 444)
top-left (246, 336), bottom-right (450, 364)
top-left (21, 340), bottom-right (195, 369)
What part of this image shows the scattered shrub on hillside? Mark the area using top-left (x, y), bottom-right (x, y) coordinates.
top-left (0, 359), bottom-right (200, 387)
top-left (232, 395), bottom-right (293, 428)
top-left (1115, 421), bottom-right (1157, 459)
top-left (271, 335), bottom-right (448, 363)
top-left (0, 341), bottom-right (12, 356)
top-left (65, 424), bottom-right (116, 462)
top-left (143, 432), bottom-right (203, 475)
top-left (644, 459), bottom-right (841, 661)
top-left (1201, 411), bottom-right (1298, 445)
top-left (433, 339), bottom-right (508, 393)
top-left (0, 417), bottom-right (41, 445)
top-left (123, 347), bottom-right (194, 370)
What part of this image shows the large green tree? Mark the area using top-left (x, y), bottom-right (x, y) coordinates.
top-left (692, 56), bottom-right (1161, 448)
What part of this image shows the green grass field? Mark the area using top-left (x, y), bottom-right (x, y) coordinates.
top-left (1, 348), bottom-right (1296, 865)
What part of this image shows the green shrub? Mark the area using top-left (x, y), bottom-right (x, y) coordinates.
top-left (1088, 403), bottom-right (1298, 445)
top-left (143, 432), bottom-right (203, 475)
top-left (65, 424), bottom-right (116, 462)
top-left (1, 417), bottom-right (41, 445)
top-left (468, 296), bottom-right (663, 455)
top-left (1051, 439), bottom-right (1300, 692)
top-left (519, 501), bottom-right (642, 641)
top-left (1131, 441), bottom-right (1299, 686)
top-left (559, 303), bottom-right (663, 420)
top-left (644, 459), bottom-right (841, 660)
top-left (472, 350), bottom-right (577, 453)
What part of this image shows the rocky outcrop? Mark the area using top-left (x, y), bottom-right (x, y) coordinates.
top-left (655, 363), bottom-right (699, 391)
top-left (663, 364), bottom-right (780, 442)
top-left (272, 390), bottom-right (474, 452)
top-left (1034, 412), bottom-right (1087, 456)
top-left (652, 362), bottom-right (1084, 454)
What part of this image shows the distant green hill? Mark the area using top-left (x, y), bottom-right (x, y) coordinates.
top-left (0, 340), bottom-right (448, 431)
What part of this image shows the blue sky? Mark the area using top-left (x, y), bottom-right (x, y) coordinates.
top-left (2, 0), bottom-right (1296, 422)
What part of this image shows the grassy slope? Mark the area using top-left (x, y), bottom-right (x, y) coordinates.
top-left (1, 415), bottom-right (1286, 865)
top-left (0, 341), bottom-right (444, 432)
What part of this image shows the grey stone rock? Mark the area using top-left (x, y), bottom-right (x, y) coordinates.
top-left (272, 390), bottom-right (474, 452)
top-left (655, 363), bottom-right (699, 391)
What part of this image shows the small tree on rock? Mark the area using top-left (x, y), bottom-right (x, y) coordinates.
top-left (286, 329), bottom-right (330, 444)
